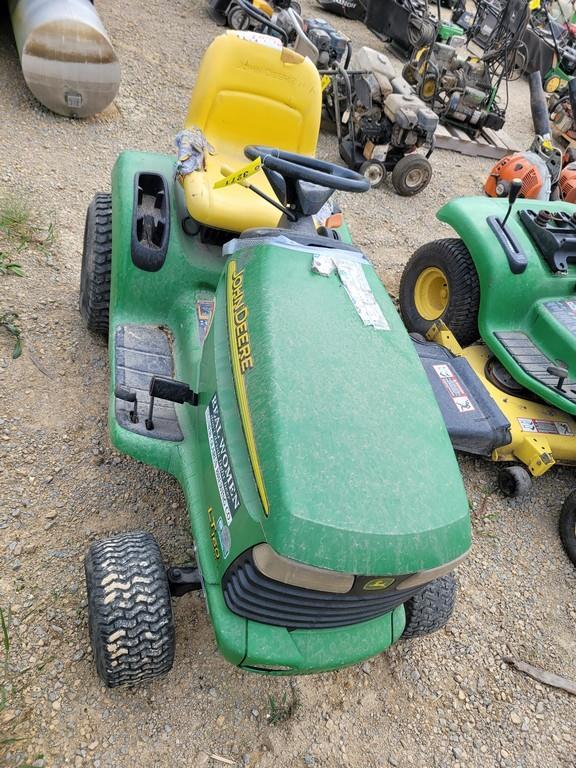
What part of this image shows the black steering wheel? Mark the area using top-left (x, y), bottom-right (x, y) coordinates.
top-left (244, 146), bottom-right (370, 193)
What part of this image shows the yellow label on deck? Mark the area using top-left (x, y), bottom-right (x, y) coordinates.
top-left (213, 157), bottom-right (262, 189)
top-left (321, 74), bottom-right (331, 92)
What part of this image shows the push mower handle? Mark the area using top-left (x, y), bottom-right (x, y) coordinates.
top-left (234, 0), bottom-right (289, 45)
top-left (244, 146), bottom-right (370, 193)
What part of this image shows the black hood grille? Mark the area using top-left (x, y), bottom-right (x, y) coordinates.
top-left (222, 552), bottom-right (422, 630)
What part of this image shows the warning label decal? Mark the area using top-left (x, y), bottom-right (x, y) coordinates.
top-left (433, 364), bottom-right (476, 414)
top-left (517, 418), bottom-right (573, 436)
top-left (206, 393), bottom-right (241, 525)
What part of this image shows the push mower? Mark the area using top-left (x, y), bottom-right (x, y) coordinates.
top-left (79, 30), bottom-right (471, 686)
top-left (208, 0), bottom-right (300, 32)
top-left (322, 46), bottom-right (438, 194)
top-left (398, 184), bottom-right (576, 509)
top-left (208, 0), bottom-right (351, 68)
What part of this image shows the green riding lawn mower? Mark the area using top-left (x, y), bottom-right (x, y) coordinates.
top-left (79, 30), bottom-right (471, 686)
top-left (398, 184), bottom-right (576, 566)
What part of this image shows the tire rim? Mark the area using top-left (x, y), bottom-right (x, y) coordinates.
top-left (414, 266), bottom-right (449, 320)
top-left (364, 164), bottom-right (384, 187)
top-left (544, 76), bottom-right (561, 93)
top-left (405, 167), bottom-right (427, 190)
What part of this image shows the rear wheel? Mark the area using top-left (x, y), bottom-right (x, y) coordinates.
top-left (391, 154), bottom-right (432, 196)
top-left (559, 490), bottom-right (576, 566)
top-left (399, 238), bottom-right (480, 345)
top-left (498, 465), bottom-right (532, 498)
top-left (402, 573), bottom-right (457, 638)
top-left (85, 531), bottom-right (175, 688)
top-left (79, 192), bottom-right (112, 336)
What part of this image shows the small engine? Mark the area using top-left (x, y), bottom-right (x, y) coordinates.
top-left (344, 48), bottom-right (438, 159)
top-left (559, 161), bottom-right (576, 203)
top-left (303, 17), bottom-right (349, 66)
top-left (484, 152), bottom-right (552, 200)
top-left (484, 135), bottom-right (562, 201)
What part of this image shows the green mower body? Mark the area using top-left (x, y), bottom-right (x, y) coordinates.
top-left (399, 196), bottom-right (576, 502)
top-left (438, 197), bottom-right (576, 416)
top-left (88, 149), bottom-right (471, 677)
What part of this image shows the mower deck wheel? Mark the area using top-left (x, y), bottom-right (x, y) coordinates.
top-left (85, 530), bottom-right (175, 688)
top-left (391, 154), bottom-right (432, 196)
top-left (402, 573), bottom-right (456, 638)
top-left (399, 238), bottom-right (480, 345)
top-left (559, 490), bottom-right (576, 566)
top-left (79, 193), bottom-right (112, 336)
top-left (498, 465), bottom-right (532, 498)
top-left (360, 160), bottom-right (386, 189)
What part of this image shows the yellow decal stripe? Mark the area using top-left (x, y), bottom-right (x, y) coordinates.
top-left (227, 261), bottom-right (270, 516)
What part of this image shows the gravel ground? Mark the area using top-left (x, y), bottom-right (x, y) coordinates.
top-left (0, 2), bottom-right (575, 767)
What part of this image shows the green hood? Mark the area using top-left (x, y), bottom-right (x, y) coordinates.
top-left (218, 237), bottom-right (470, 575)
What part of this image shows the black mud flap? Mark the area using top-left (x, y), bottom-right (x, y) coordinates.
top-left (412, 337), bottom-right (511, 456)
top-left (114, 325), bottom-right (183, 442)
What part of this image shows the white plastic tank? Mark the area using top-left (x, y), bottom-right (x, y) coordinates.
top-left (9, 0), bottom-right (120, 118)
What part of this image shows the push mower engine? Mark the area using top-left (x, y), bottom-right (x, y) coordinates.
top-left (335, 47), bottom-right (438, 194)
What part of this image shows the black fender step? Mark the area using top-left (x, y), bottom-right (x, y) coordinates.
top-left (114, 324), bottom-right (183, 442)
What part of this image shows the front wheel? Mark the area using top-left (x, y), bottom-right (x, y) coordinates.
top-left (85, 531), bottom-right (175, 688)
top-left (498, 465), bottom-right (532, 498)
top-left (402, 573), bottom-right (457, 638)
top-left (391, 154), bottom-right (432, 196)
top-left (360, 160), bottom-right (386, 189)
top-left (559, 490), bottom-right (576, 566)
top-left (399, 238), bottom-right (480, 345)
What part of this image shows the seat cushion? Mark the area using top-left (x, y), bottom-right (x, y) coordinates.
top-left (183, 148), bottom-right (282, 233)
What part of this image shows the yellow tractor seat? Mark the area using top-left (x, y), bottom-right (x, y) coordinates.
top-left (182, 31), bottom-right (322, 233)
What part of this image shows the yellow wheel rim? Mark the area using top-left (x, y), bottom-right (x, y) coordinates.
top-left (414, 267), bottom-right (450, 321)
top-left (544, 76), bottom-right (561, 93)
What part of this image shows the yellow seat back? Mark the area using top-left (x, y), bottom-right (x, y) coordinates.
top-left (182, 32), bottom-right (322, 232)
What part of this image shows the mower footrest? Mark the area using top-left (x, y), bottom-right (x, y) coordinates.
top-left (495, 332), bottom-right (576, 404)
top-left (412, 337), bottom-right (511, 456)
top-left (114, 324), bottom-right (183, 442)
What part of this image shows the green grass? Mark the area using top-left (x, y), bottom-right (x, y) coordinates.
top-left (0, 312), bottom-right (22, 359)
top-left (267, 687), bottom-right (300, 725)
top-left (0, 195), bottom-right (55, 275)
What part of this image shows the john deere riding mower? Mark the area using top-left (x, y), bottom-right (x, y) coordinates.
top-left (79, 30), bottom-right (471, 686)
top-left (399, 186), bottom-right (576, 508)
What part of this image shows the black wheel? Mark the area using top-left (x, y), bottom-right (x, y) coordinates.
top-left (359, 160), bottom-right (386, 189)
top-left (402, 573), bottom-right (457, 638)
top-left (290, 0), bottom-right (302, 14)
top-left (497, 465), bottom-right (532, 498)
top-left (399, 238), bottom-right (480, 345)
top-left (79, 193), bottom-right (112, 336)
top-left (85, 531), bottom-right (175, 688)
top-left (391, 154), bottom-right (432, 197)
top-left (559, 490), bottom-right (576, 566)
top-left (227, 5), bottom-right (250, 29)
